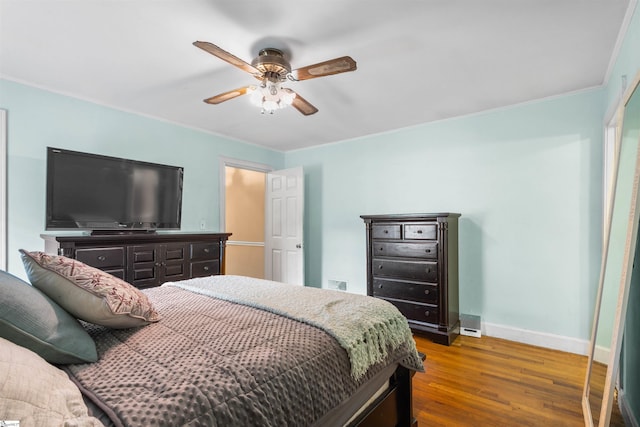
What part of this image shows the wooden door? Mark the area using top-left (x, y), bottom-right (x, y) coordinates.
top-left (265, 167), bottom-right (304, 285)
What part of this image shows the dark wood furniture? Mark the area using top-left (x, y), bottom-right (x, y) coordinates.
top-left (41, 232), bottom-right (231, 288)
top-left (349, 364), bottom-right (417, 427)
top-left (361, 213), bottom-right (460, 345)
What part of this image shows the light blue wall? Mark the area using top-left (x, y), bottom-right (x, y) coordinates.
top-left (283, 3), bottom-right (639, 346)
top-left (0, 79), bottom-right (284, 277)
top-left (285, 89), bottom-right (604, 340)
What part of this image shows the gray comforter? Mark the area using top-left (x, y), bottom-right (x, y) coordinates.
top-left (64, 285), bottom-right (421, 427)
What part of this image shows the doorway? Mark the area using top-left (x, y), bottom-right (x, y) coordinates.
top-left (220, 158), bottom-right (305, 285)
top-left (223, 163), bottom-right (267, 279)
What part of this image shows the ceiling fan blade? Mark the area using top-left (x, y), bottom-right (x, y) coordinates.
top-left (194, 41), bottom-right (261, 76)
top-left (291, 56), bottom-right (357, 81)
top-left (290, 92), bottom-right (318, 115)
top-left (203, 86), bottom-right (252, 104)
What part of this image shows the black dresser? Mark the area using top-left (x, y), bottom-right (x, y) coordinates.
top-left (41, 232), bottom-right (231, 289)
top-left (361, 213), bottom-right (460, 345)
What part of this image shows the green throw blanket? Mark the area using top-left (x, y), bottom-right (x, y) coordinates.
top-left (164, 275), bottom-right (424, 380)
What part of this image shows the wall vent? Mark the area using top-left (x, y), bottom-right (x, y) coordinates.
top-left (327, 280), bottom-right (347, 291)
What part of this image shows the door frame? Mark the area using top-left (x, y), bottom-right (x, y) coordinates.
top-left (218, 156), bottom-right (273, 233)
top-left (219, 157), bottom-right (273, 276)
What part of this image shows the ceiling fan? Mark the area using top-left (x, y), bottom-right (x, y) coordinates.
top-left (193, 41), bottom-right (357, 115)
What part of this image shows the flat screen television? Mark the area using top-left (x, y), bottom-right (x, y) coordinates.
top-left (46, 147), bottom-right (183, 233)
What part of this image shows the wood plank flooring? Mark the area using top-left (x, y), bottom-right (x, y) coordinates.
top-left (411, 334), bottom-right (625, 426)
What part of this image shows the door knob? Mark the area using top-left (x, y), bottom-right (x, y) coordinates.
top-left (296, 244), bottom-right (302, 249)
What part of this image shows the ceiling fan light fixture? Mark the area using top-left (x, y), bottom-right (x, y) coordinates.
top-left (249, 82), bottom-right (296, 114)
top-left (194, 41), bottom-right (355, 116)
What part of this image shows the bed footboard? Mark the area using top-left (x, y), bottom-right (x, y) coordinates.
top-left (349, 364), bottom-right (418, 427)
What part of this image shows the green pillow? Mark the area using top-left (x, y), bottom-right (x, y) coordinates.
top-left (0, 269), bottom-right (97, 364)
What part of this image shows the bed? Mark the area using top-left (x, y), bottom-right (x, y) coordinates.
top-left (0, 251), bottom-right (424, 427)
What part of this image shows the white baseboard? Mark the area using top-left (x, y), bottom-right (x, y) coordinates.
top-left (620, 389), bottom-right (640, 427)
top-left (482, 322), bottom-right (590, 355)
top-left (593, 344), bottom-right (611, 365)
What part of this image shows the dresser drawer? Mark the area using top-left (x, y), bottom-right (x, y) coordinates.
top-left (404, 224), bottom-right (437, 240)
top-left (190, 242), bottom-right (219, 260)
top-left (372, 278), bottom-right (438, 305)
top-left (132, 265), bottom-right (156, 281)
top-left (163, 261), bottom-right (187, 281)
top-left (373, 259), bottom-right (438, 282)
top-left (372, 224), bottom-right (401, 240)
top-left (373, 242), bottom-right (438, 259)
top-left (191, 260), bottom-right (220, 278)
top-left (164, 243), bottom-right (186, 261)
top-left (386, 299), bottom-right (439, 324)
top-left (75, 247), bottom-right (125, 269)
top-left (129, 245), bottom-right (157, 263)
top-left (103, 268), bottom-right (126, 280)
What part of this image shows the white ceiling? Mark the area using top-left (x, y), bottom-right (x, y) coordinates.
top-left (0, 0), bottom-right (633, 151)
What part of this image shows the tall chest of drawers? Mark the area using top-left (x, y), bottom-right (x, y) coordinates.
top-left (361, 213), bottom-right (460, 345)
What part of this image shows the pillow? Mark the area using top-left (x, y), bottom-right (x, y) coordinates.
top-left (20, 250), bottom-right (161, 329)
top-left (0, 337), bottom-right (103, 426)
top-left (0, 269), bottom-right (97, 364)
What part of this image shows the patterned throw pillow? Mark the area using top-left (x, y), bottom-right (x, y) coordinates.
top-left (20, 250), bottom-right (161, 329)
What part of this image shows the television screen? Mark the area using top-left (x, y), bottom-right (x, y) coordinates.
top-left (46, 147), bottom-right (183, 232)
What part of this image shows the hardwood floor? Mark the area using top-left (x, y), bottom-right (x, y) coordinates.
top-left (411, 334), bottom-right (626, 426)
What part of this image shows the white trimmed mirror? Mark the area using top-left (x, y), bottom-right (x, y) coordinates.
top-left (583, 71), bottom-right (640, 426)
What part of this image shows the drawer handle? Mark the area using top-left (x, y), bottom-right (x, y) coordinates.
top-left (384, 230), bottom-right (389, 234)
top-left (204, 248), bottom-right (210, 253)
top-left (417, 230), bottom-right (423, 234)
top-left (378, 284), bottom-right (383, 289)
top-left (426, 249), bottom-right (431, 253)
top-left (426, 268), bottom-right (432, 273)
top-left (424, 310), bottom-right (430, 317)
top-left (379, 247), bottom-right (384, 251)
top-left (97, 255), bottom-right (106, 261)
top-left (203, 266), bottom-right (210, 271)
top-left (378, 265), bottom-right (383, 270)
top-left (424, 289), bottom-right (430, 295)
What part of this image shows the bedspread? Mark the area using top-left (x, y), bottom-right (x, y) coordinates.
top-left (63, 285), bottom-right (421, 427)
top-left (165, 275), bottom-right (424, 379)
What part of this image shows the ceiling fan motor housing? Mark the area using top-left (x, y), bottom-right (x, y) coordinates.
top-left (251, 48), bottom-right (291, 82)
